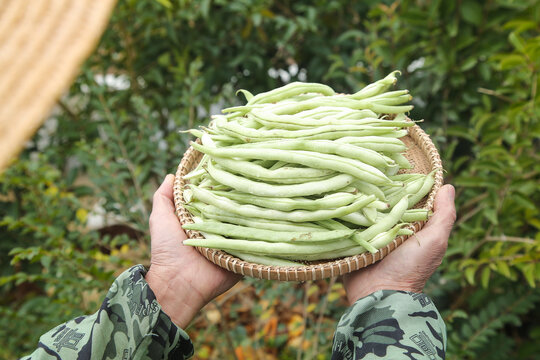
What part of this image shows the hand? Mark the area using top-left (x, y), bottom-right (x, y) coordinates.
top-left (145, 174), bottom-right (242, 328)
top-left (343, 184), bottom-right (456, 305)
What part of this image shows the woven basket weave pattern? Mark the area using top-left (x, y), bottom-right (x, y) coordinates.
top-left (174, 124), bottom-right (443, 281)
top-left (0, 0), bottom-right (117, 172)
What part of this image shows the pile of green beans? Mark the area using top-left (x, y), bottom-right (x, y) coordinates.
top-left (181, 71), bottom-right (437, 266)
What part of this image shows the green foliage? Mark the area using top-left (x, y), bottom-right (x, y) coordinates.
top-left (446, 16), bottom-right (540, 290)
top-left (0, 0), bottom-right (539, 358)
top-left (445, 285), bottom-right (540, 359)
top-left (0, 158), bottom-right (135, 357)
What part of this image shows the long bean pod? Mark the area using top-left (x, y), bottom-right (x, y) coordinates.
top-left (210, 190), bottom-right (358, 211)
top-left (369, 224), bottom-right (407, 249)
top-left (353, 195), bottom-right (409, 245)
top-left (315, 219), bottom-right (378, 253)
top-left (189, 203), bottom-right (327, 232)
top-left (193, 143), bottom-right (395, 185)
top-left (212, 155), bottom-right (334, 181)
top-left (183, 220), bottom-right (354, 242)
top-left (247, 82), bottom-right (335, 105)
top-left (189, 185), bottom-right (377, 222)
top-left (346, 71), bottom-right (400, 100)
top-left (407, 170), bottom-right (436, 208)
top-left (229, 139), bottom-right (395, 169)
top-left (226, 250), bottom-right (305, 267)
top-left (206, 162), bottom-right (357, 197)
top-left (184, 234), bottom-right (358, 257)
top-left (250, 109), bottom-right (414, 128)
top-left (216, 120), bottom-right (400, 141)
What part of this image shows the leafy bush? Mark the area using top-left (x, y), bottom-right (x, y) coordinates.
top-left (1, 0), bottom-right (539, 358)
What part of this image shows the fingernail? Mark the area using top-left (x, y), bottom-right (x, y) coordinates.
top-left (161, 174), bottom-right (174, 187)
top-left (447, 185), bottom-right (455, 201)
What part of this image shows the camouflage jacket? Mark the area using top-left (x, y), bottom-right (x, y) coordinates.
top-left (332, 290), bottom-right (446, 359)
top-left (21, 265), bottom-right (194, 360)
top-left (22, 266), bottom-right (445, 359)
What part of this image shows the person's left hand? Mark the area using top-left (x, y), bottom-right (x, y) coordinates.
top-left (145, 174), bottom-right (241, 328)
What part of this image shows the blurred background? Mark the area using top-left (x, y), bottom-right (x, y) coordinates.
top-left (1, 0), bottom-right (539, 359)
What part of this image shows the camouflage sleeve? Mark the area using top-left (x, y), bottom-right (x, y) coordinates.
top-left (21, 265), bottom-right (194, 360)
top-left (331, 290), bottom-right (446, 360)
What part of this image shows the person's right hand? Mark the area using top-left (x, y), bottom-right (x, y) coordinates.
top-left (145, 175), bottom-right (241, 328)
top-left (343, 184), bottom-right (456, 305)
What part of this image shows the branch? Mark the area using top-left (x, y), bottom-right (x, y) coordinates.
top-left (477, 87), bottom-right (513, 103)
top-left (485, 235), bottom-right (536, 244)
top-left (297, 282), bottom-right (310, 360)
top-left (309, 277), bottom-right (337, 359)
top-left (97, 93), bottom-right (149, 225)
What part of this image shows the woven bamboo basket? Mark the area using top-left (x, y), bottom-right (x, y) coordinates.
top-left (0, 0), bottom-right (117, 172)
top-left (173, 123), bottom-right (443, 281)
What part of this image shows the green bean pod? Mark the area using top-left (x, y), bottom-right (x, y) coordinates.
top-left (353, 195), bottom-right (409, 245)
top-left (247, 82), bottom-right (335, 105)
top-left (385, 176), bottom-right (426, 207)
top-left (407, 170), bottom-right (436, 208)
top-left (275, 245), bottom-right (366, 261)
top-left (205, 162), bottom-right (357, 197)
top-left (226, 250), bottom-right (304, 267)
top-left (347, 71), bottom-right (400, 100)
top-left (184, 234), bottom-right (359, 257)
top-left (189, 185), bottom-right (377, 222)
top-left (189, 203), bottom-right (326, 232)
top-left (193, 143), bottom-right (394, 186)
top-left (210, 190), bottom-right (359, 211)
top-left (335, 136), bottom-right (407, 153)
top-left (229, 139), bottom-right (395, 169)
top-left (315, 218), bottom-right (378, 253)
top-left (216, 120), bottom-right (400, 141)
top-left (370, 224), bottom-right (407, 249)
top-left (387, 153), bottom-right (413, 169)
top-left (183, 220), bottom-right (354, 242)
top-left (250, 109), bottom-right (413, 128)
top-left (211, 155), bottom-right (334, 181)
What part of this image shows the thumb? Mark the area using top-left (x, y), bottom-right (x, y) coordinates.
top-left (423, 184), bottom-right (456, 240)
top-left (149, 174), bottom-right (186, 242)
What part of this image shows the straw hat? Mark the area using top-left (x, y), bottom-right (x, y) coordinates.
top-left (0, 0), bottom-right (117, 172)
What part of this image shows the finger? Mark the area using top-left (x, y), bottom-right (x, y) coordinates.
top-left (151, 174), bottom-right (176, 219)
top-left (410, 184), bottom-right (455, 253)
top-left (156, 173), bottom-right (175, 206)
top-left (426, 184), bottom-right (456, 236)
top-left (149, 174), bottom-right (186, 240)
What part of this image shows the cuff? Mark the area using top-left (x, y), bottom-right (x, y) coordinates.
top-left (332, 290), bottom-right (446, 360)
top-left (128, 264), bottom-right (195, 359)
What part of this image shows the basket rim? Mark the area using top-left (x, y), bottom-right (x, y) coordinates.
top-left (173, 122), bottom-right (443, 281)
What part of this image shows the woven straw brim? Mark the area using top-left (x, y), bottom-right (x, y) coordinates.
top-left (174, 124), bottom-right (443, 281)
top-left (0, 0), bottom-right (117, 172)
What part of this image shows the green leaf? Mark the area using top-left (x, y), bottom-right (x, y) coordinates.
top-left (154, 0), bottom-right (172, 9)
top-left (453, 309), bottom-right (469, 320)
top-left (503, 20), bottom-right (538, 32)
top-left (528, 218), bottom-right (540, 231)
top-left (497, 54), bottom-right (526, 70)
top-left (484, 208), bottom-right (499, 225)
top-left (465, 266), bottom-right (477, 285)
top-left (508, 32), bottom-right (526, 53)
top-left (461, 57), bottom-right (478, 71)
top-left (460, 1), bottom-right (483, 25)
top-left (496, 261), bottom-right (512, 278)
top-left (447, 18), bottom-right (459, 38)
top-left (521, 264), bottom-right (537, 288)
